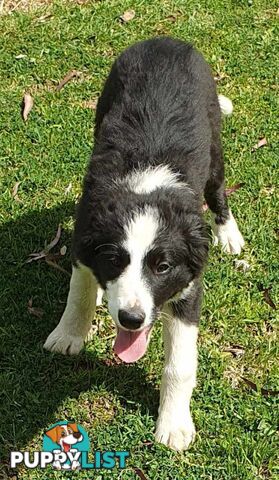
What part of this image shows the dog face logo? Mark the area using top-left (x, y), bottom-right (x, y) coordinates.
top-left (45, 423), bottom-right (83, 453)
top-left (43, 421), bottom-right (89, 470)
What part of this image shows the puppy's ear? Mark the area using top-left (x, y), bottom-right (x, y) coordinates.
top-left (45, 426), bottom-right (59, 444)
top-left (183, 214), bottom-right (209, 274)
top-left (68, 422), bottom-right (78, 433)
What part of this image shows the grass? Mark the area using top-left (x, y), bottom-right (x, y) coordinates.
top-left (0, 0), bottom-right (278, 479)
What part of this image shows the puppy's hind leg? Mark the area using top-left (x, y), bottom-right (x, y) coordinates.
top-left (44, 262), bottom-right (97, 355)
top-left (205, 116), bottom-right (244, 254)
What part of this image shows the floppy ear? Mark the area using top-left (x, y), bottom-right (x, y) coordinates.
top-left (68, 423), bottom-right (78, 433)
top-left (183, 214), bottom-right (209, 274)
top-left (45, 426), bottom-right (59, 444)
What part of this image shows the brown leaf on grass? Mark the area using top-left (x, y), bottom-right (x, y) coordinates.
top-left (234, 259), bottom-right (251, 273)
top-left (45, 224), bottom-right (62, 252)
top-left (241, 377), bottom-right (279, 397)
top-left (34, 13), bottom-right (53, 23)
top-left (22, 93), bottom-right (34, 121)
top-left (203, 183), bottom-right (244, 211)
top-left (120, 9), bottom-right (135, 22)
top-left (28, 299), bottom-right (44, 318)
top-left (225, 182), bottom-right (245, 196)
top-left (263, 288), bottom-right (276, 310)
top-left (26, 225), bottom-right (62, 263)
top-left (223, 344), bottom-right (245, 357)
top-left (82, 99), bottom-right (98, 110)
top-left (165, 10), bottom-right (183, 22)
top-left (60, 245), bottom-right (67, 256)
top-left (45, 257), bottom-right (71, 277)
top-left (56, 70), bottom-right (82, 91)
top-left (252, 137), bottom-right (267, 152)
top-left (214, 72), bottom-right (229, 82)
top-left (12, 181), bottom-right (22, 202)
top-left (102, 356), bottom-right (123, 367)
top-left (142, 440), bottom-right (153, 447)
top-left (133, 467), bottom-right (149, 480)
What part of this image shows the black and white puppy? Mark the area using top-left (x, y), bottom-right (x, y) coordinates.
top-left (44, 37), bottom-right (244, 451)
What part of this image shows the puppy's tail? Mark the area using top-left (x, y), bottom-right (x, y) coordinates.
top-left (218, 94), bottom-right (233, 116)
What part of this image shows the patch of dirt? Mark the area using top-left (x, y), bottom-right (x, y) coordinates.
top-left (1, 0), bottom-right (89, 14)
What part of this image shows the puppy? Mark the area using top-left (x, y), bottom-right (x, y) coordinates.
top-left (44, 37), bottom-right (244, 451)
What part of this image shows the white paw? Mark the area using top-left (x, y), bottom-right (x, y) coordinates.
top-left (44, 324), bottom-right (84, 355)
top-left (155, 417), bottom-right (196, 451)
top-left (71, 460), bottom-right (81, 470)
top-left (212, 210), bottom-right (245, 255)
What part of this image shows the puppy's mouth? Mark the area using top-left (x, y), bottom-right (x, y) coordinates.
top-left (113, 326), bottom-right (152, 363)
top-left (62, 441), bottom-right (71, 453)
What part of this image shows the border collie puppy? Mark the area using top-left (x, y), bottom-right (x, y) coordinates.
top-left (44, 37), bottom-right (244, 451)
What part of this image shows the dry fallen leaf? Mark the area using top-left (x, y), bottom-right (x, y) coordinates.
top-left (225, 182), bottom-right (245, 196)
top-left (120, 9), bottom-right (135, 22)
top-left (26, 225), bottom-right (62, 263)
top-left (165, 10), bottom-right (183, 23)
top-left (141, 440), bottom-right (153, 447)
top-left (203, 183), bottom-right (244, 211)
top-left (82, 99), bottom-right (98, 110)
top-left (22, 93), bottom-right (34, 121)
top-left (241, 377), bottom-right (279, 397)
top-left (133, 467), bottom-right (149, 480)
top-left (252, 137), bottom-right (267, 152)
top-left (15, 54), bottom-right (27, 59)
top-left (46, 224), bottom-right (62, 252)
top-left (45, 257), bottom-right (71, 276)
top-left (28, 299), bottom-right (44, 318)
top-left (263, 288), bottom-right (276, 310)
top-left (223, 344), bottom-right (245, 357)
top-left (214, 72), bottom-right (229, 82)
top-left (56, 70), bottom-right (82, 91)
top-left (12, 181), bottom-right (22, 202)
top-left (234, 259), bottom-right (251, 273)
top-left (34, 13), bottom-right (53, 23)
top-left (60, 245), bottom-right (67, 256)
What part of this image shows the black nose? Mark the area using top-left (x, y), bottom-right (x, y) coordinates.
top-left (73, 431), bottom-right (81, 439)
top-left (118, 308), bottom-right (146, 330)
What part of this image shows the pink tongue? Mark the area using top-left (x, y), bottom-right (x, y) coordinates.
top-left (113, 327), bottom-right (150, 363)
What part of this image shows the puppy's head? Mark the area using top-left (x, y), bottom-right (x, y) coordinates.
top-left (74, 159), bottom-right (208, 363)
top-left (45, 423), bottom-right (83, 452)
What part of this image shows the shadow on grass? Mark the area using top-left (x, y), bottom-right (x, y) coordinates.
top-left (0, 201), bottom-right (158, 466)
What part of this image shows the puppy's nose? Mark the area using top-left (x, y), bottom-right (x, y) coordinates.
top-left (118, 308), bottom-right (146, 330)
top-left (73, 432), bottom-right (81, 439)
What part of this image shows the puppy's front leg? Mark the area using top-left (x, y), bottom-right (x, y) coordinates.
top-left (44, 262), bottom-right (97, 355)
top-left (155, 291), bottom-right (200, 451)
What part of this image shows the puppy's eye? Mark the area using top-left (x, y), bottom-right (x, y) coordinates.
top-left (109, 255), bottom-right (121, 267)
top-left (61, 431), bottom-right (66, 437)
top-left (155, 262), bottom-right (171, 275)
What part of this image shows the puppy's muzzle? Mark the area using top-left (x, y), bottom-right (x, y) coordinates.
top-left (118, 307), bottom-right (146, 330)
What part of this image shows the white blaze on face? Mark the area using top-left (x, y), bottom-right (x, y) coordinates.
top-left (106, 207), bottom-right (159, 328)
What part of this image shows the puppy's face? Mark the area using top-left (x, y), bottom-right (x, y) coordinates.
top-left (79, 204), bottom-right (208, 362)
top-left (45, 423), bottom-right (83, 452)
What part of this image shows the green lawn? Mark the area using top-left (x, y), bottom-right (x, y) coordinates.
top-left (0, 1), bottom-right (278, 479)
